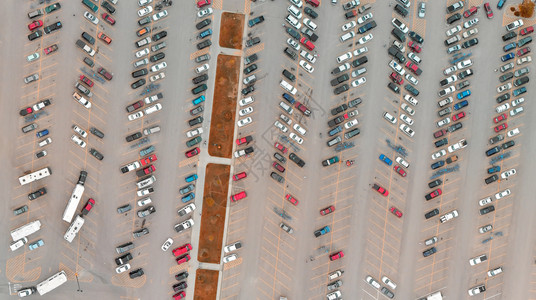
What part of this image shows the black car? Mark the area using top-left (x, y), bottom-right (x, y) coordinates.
top-left (196, 18), bottom-right (211, 30)
top-left (394, 4), bottom-right (409, 17)
top-left (241, 85), bottom-right (255, 95)
top-left (388, 82), bottom-right (400, 94)
top-left (486, 146), bottom-right (501, 156)
top-left (431, 161), bottom-right (445, 169)
top-left (115, 253), bottom-right (133, 266)
top-left (304, 7), bottom-right (318, 19)
top-left (248, 15), bottom-right (264, 27)
top-left (132, 68), bottom-right (148, 78)
top-left (358, 20), bottom-right (377, 34)
top-left (331, 104), bottom-right (348, 115)
top-left (197, 40), bottom-right (212, 50)
top-left (137, 206), bottom-right (156, 218)
top-left (462, 38), bottom-right (478, 48)
top-left (44, 21), bottom-right (62, 34)
top-left (129, 268), bottom-right (144, 279)
top-left (448, 122), bottom-right (462, 132)
top-left (405, 84), bottom-right (419, 96)
top-left (172, 281), bottom-right (188, 292)
top-left (345, 128), bottom-right (360, 139)
top-left (446, 13), bottom-right (461, 25)
top-left (514, 76), bottom-right (529, 87)
top-left (28, 187), bottom-right (47, 200)
top-left (274, 152), bottom-right (286, 163)
top-left (131, 79), bottom-right (146, 89)
top-left (78, 171), bottom-right (88, 185)
top-left (334, 84), bottom-right (349, 95)
top-left (435, 138), bottom-right (448, 148)
top-left (271, 172), bottom-right (284, 183)
top-left (348, 97), bottom-right (362, 107)
top-left (188, 116), bottom-right (203, 126)
top-left (192, 74), bottom-right (208, 84)
top-left (391, 28), bottom-right (406, 42)
top-left (82, 32), bottom-right (95, 45)
top-left (90, 127), bottom-right (105, 138)
top-left (245, 37), bottom-right (260, 47)
top-left (83, 57), bottom-right (94, 67)
top-left (192, 84), bottom-right (207, 94)
top-left (102, 1), bottom-right (115, 14)
top-left (330, 74), bottom-right (350, 86)
top-left (499, 72), bottom-right (514, 82)
top-left (388, 46), bottom-right (406, 63)
top-left (489, 134), bottom-right (504, 144)
top-left (502, 140), bottom-right (515, 149)
top-left (152, 30), bottom-right (167, 42)
top-left (286, 27), bottom-right (300, 40)
top-left (282, 69), bottom-right (296, 82)
top-left (289, 153), bottom-right (305, 167)
top-left (138, 16), bottom-right (151, 26)
top-left (117, 204), bottom-right (132, 213)
top-left (89, 148), bottom-right (104, 160)
top-left (485, 174), bottom-right (499, 184)
top-left (496, 93), bottom-right (510, 103)
top-left (175, 271), bottom-right (189, 281)
top-left (126, 132), bottom-right (143, 142)
top-left (425, 209), bottom-right (439, 219)
top-left (352, 56), bottom-right (368, 68)
top-left (28, 29), bottom-right (43, 41)
top-left (480, 205), bottom-right (495, 215)
top-left (428, 179), bottom-right (442, 188)
top-left (423, 247), bottom-right (437, 257)
top-left (244, 64), bottom-right (257, 75)
top-left (518, 36), bottom-right (532, 47)
top-left (244, 53), bottom-right (258, 65)
top-left (502, 31), bottom-right (517, 41)
top-left (409, 31), bottom-right (424, 44)
top-left (150, 52), bottom-right (165, 62)
top-left (458, 69), bottom-right (473, 79)
top-left (328, 115), bottom-right (345, 127)
top-left (284, 47), bottom-right (297, 60)
top-left (456, 80), bottom-right (470, 90)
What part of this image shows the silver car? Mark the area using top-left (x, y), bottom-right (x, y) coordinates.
top-left (24, 73), bottom-right (39, 84)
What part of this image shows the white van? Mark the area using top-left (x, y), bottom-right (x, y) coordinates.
top-left (340, 31), bottom-right (355, 43)
top-left (279, 102), bottom-right (294, 114)
top-left (287, 5), bottom-right (302, 19)
top-left (280, 80), bottom-right (297, 95)
top-left (143, 125), bottom-right (161, 136)
top-left (286, 15), bottom-right (301, 29)
top-left (10, 237), bottom-right (28, 251)
top-left (303, 18), bottom-right (317, 31)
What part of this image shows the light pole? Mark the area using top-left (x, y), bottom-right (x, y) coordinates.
top-left (75, 273), bottom-right (82, 292)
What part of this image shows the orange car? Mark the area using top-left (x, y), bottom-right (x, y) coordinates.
top-left (98, 32), bottom-right (112, 44)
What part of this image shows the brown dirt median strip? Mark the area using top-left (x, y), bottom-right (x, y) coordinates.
top-left (193, 269), bottom-right (219, 300)
top-left (219, 12), bottom-right (245, 50)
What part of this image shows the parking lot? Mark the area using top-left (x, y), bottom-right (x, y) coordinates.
top-left (2, 0), bottom-right (536, 299)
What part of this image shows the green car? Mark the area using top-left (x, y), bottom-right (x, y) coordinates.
top-left (186, 136), bottom-right (202, 147)
top-left (29, 239), bottom-right (44, 251)
top-left (45, 3), bottom-right (61, 14)
top-left (13, 205), bottom-right (28, 216)
top-left (322, 156), bottom-right (339, 167)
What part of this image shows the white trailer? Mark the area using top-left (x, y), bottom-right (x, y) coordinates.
top-left (64, 215), bottom-right (85, 243)
top-left (36, 270), bottom-right (67, 295)
top-left (10, 220), bottom-right (41, 241)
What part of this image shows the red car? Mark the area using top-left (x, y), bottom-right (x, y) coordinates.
top-left (520, 26), bottom-right (534, 36)
top-left (28, 20), bottom-right (43, 31)
top-left (329, 251), bottom-right (344, 261)
top-left (233, 172), bottom-right (247, 181)
top-left (484, 2), bottom-right (493, 18)
top-left (517, 47), bottom-right (530, 57)
top-left (98, 67), bottom-right (113, 80)
top-left (394, 165), bottom-right (407, 177)
top-left (140, 154), bottom-right (157, 166)
top-left (405, 61), bottom-right (422, 75)
top-left (463, 6), bottom-right (478, 18)
top-left (273, 162), bottom-right (285, 173)
top-left (126, 100), bottom-right (144, 112)
top-left (43, 44), bottom-right (58, 55)
top-left (300, 37), bottom-right (315, 51)
top-left (493, 113), bottom-right (507, 123)
top-left (494, 123), bottom-right (508, 132)
top-left (172, 243), bottom-right (192, 257)
top-left (231, 191), bottom-right (247, 202)
top-left (176, 254), bottom-right (190, 265)
top-left (98, 32), bottom-right (112, 44)
top-left (185, 147), bottom-right (200, 157)
top-left (320, 205), bottom-right (335, 216)
top-left (372, 183), bottom-right (388, 196)
top-left (407, 41), bottom-right (422, 53)
top-left (236, 135), bottom-right (252, 145)
top-left (173, 291), bottom-right (186, 300)
top-left (20, 107), bottom-right (34, 116)
top-left (452, 111), bottom-right (465, 121)
top-left (274, 142), bottom-right (288, 154)
top-left (390, 206), bottom-right (403, 218)
top-left (80, 75), bottom-right (94, 87)
top-left (295, 101), bottom-right (311, 116)
top-left (102, 13), bottom-right (115, 25)
top-left (81, 198), bottom-right (95, 215)
top-left (390, 72), bottom-right (404, 85)
top-left (140, 165), bottom-right (155, 175)
top-left (425, 189), bottom-right (442, 200)
top-left (285, 194), bottom-right (299, 206)
top-left (197, 0), bottom-right (211, 8)
top-left (433, 129), bottom-right (447, 138)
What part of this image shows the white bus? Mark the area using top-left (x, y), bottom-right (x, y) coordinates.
top-left (10, 220), bottom-right (41, 241)
top-left (62, 184), bottom-right (85, 223)
top-left (64, 215), bottom-right (85, 243)
top-left (18, 167), bottom-right (51, 186)
top-left (36, 270), bottom-right (67, 296)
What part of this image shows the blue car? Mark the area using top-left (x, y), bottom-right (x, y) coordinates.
top-left (192, 95), bottom-right (205, 105)
top-left (198, 29), bottom-right (212, 39)
top-left (314, 226), bottom-right (331, 237)
top-left (358, 21), bottom-right (377, 34)
top-left (454, 100), bottom-right (468, 110)
top-left (513, 86), bottom-right (526, 96)
top-left (497, 0), bottom-right (506, 9)
top-left (503, 42), bottom-right (517, 52)
top-left (457, 90), bottom-right (471, 100)
top-left (185, 173), bottom-right (198, 183)
top-left (140, 145), bottom-right (155, 156)
top-left (29, 239), bottom-right (44, 251)
top-left (181, 192), bottom-right (195, 203)
top-left (328, 126), bottom-right (343, 136)
top-left (487, 166), bottom-right (501, 174)
top-left (36, 129), bottom-right (49, 138)
top-left (379, 154), bottom-right (393, 166)
top-left (501, 52), bottom-right (515, 62)
top-left (431, 161), bottom-right (445, 170)
top-left (282, 93), bottom-right (295, 104)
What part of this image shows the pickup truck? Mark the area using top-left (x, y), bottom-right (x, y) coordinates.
top-left (75, 39), bottom-right (95, 57)
top-left (234, 146), bottom-right (254, 158)
top-left (248, 15), bottom-right (264, 27)
top-left (345, 10), bottom-right (357, 19)
top-left (447, 138), bottom-right (467, 153)
top-left (440, 210), bottom-right (458, 223)
top-left (342, 0), bottom-right (360, 10)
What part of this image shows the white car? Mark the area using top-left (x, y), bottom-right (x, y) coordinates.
top-left (150, 72), bottom-right (165, 82)
top-left (446, 25), bottom-right (461, 36)
top-left (137, 6), bottom-right (153, 17)
top-left (186, 127), bottom-right (203, 138)
top-left (303, 18), bottom-right (317, 30)
top-left (196, 63), bottom-right (209, 73)
top-left (437, 117), bottom-right (451, 127)
top-left (510, 107), bottom-right (523, 116)
top-left (274, 121), bottom-right (288, 133)
top-left (496, 103), bottom-right (510, 113)
top-left (73, 125), bottom-right (88, 138)
top-left (300, 50), bottom-right (316, 63)
top-left (408, 52), bottom-right (421, 64)
top-left (341, 21), bottom-right (356, 31)
top-left (389, 60), bottom-right (405, 75)
top-left (457, 59), bottom-right (473, 69)
top-left (289, 0), bottom-right (303, 8)
top-left (441, 75), bottom-right (458, 86)
top-left (122, 161), bottom-right (141, 173)
top-left (468, 285), bottom-right (486, 296)
top-left (440, 210), bottom-right (458, 223)
top-left (404, 94), bottom-right (418, 106)
top-left (136, 48), bottom-right (149, 58)
top-left (84, 11), bottom-right (99, 24)
top-left (396, 156), bottom-right (409, 168)
top-left (289, 133), bottom-right (303, 144)
top-left (463, 17), bottom-right (479, 29)
top-left (401, 103), bottom-right (415, 116)
top-left (381, 276), bottom-right (397, 290)
top-left (286, 14), bottom-right (301, 29)
top-left (393, 40), bottom-right (405, 52)
top-left (399, 124), bottom-right (415, 137)
top-left (287, 38), bottom-right (300, 51)
top-left (447, 139), bottom-right (467, 152)
top-left (443, 65), bottom-right (457, 75)
top-left (479, 197), bottom-right (492, 206)
top-left (405, 73), bottom-right (418, 85)
top-left (336, 52), bottom-right (353, 64)
top-left (447, 44), bottom-right (461, 54)
top-left (128, 111), bottom-right (144, 121)
top-left (153, 10), bottom-right (168, 21)
top-left (487, 267), bottom-right (503, 277)
top-left (432, 149), bottom-right (447, 160)
top-left (344, 119), bottom-right (358, 129)
top-left (353, 46), bottom-right (368, 56)
top-left (239, 96), bottom-right (254, 106)
top-left (469, 254), bottom-right (487, 266)
top-left (506, 19), bottom-right (523, 31)
top-left (237, 117), bottom-right (252, 127)
top-left (358, 33), bottom-right (373, 44)
top-left (223, 254), bottom-right (238, 263)
top-left (293, 123), bottom-right (307, 135)
top-left (479, 224), bottom-right (493, 234)
top-left (495, 189), bottom-right (511, 200)
top-left (138, 0), bottom-right (152, 6)
top-left (383, 112), bottom-right (397, 124)
top-left (517, 56), bottom-right (532, 65)
top-left (507, 128), bottom-right (520, 137)
top-left (511, 97), bottom-right (524, 106)
top-left (116, 264), bottom-right (131, 274)
top-left (299, 60), bottom-right (314, 73)
top-left (145, 103), bottom-right (162, 114)
top-left (137, 187), bottom-right (154, 197)
top-left (239, 107), bottom-right (253, 117)
top-left (501, 168), bottom-right (516, 179)
top-left (150, 62), bottom-right (167, 72)
top-left (137, 197), bottom-right (152, 206)
top-left (352, 67), bottom-right (367, 77)
top-left (463, 28), bottom-right (478, 39)
top-left (71, 135), bottom-right (87, 148)
top-left (497, 83), bottom-right (512, 93)
top-left (27, 52), bottom-right (39, 62)
top-left (280, 114), bottom-right (292, 125)
top-left (358, 13), bottom-right (373, 24)
top-left (400, 113), bottom-right (414, 125)
top-left (38, 137), bottom-right (52, 147)
top-left (280, 80), bottom-right (297, 95)
top-left (161, 238), bottom-right (173, 251)
top-left (197, 8), bottom-right (213, 18)
top-left (351, 77), bottom-right (366, 87)
top-left (391, 17), bottom-right (408, 33)
top-left (177, 203), bottom-right (196, 216)
top-left (365, 276), bottom-right (381, 289)
top-left (223, 241), bottom-right (242, 253)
